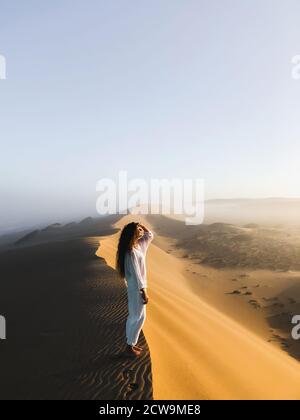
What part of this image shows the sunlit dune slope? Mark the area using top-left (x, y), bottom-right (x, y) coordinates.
top-left (98, 215), bottom-right (300, 400)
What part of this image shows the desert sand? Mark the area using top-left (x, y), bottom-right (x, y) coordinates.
top-left (147, 215), bottom-right (300, 360)
top-left (0, 216), bottom-right (152, 400)
top-left (98, 214), bottom-right (300, 400)
top-left (1, 209), bottom-right (300, 400)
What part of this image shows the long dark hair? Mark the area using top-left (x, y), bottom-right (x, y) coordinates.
top-left (116, 222), bottom-right (139, 278)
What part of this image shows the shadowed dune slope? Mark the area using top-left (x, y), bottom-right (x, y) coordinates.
top-left (0, 236), bottom-right (152, 400)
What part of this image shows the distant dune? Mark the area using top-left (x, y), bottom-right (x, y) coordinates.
top-left (0, 215), bottom-right (122, 252)
top-left (42, 223), bottom-right (62, 231)
top-left (14, 230), bottom-right (40, 246)
top-left (64, 222), bottom-right (76, 228)
top-left (180, 223), bottom-right (300, 270)
top-left (147, 216), bottom-right (300, 271)
top-left (79, 217), bottom-right (94, 225)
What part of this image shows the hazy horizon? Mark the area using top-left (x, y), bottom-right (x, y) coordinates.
top-left (1, 1), bottom-right (300, 233)
top-left (1, 196), bottom-right (300, 236)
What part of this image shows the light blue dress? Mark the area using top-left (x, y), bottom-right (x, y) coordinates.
top-left (124, 231), bottom-right (154, 346)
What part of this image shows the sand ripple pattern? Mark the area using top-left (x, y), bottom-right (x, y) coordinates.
top-left (0, 238), bottom-right (153, 400)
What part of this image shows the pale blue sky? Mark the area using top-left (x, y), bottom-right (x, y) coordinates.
top-left (0, 0), bottom-right (300, 231)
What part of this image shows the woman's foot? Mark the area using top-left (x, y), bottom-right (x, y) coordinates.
top-left (125, 344), bottom-right (141, 357)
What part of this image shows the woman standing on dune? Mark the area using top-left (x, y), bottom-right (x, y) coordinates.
top-left (116, 222), bottom-right (154, 357)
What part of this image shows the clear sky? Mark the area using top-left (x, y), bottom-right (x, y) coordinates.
top-left (0, 0), bottom-right (300, 232)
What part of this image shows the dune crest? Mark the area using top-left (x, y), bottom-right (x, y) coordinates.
top-left (98, 215), bottom-right (300, 400)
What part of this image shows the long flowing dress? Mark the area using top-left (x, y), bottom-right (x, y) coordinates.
top-left (124, 230), bottom-right (154, 346)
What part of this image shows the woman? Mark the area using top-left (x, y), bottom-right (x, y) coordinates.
top-left (116, 222), bottom-right (154, 357)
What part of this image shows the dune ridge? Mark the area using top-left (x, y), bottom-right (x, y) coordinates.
top-left (0, 228), bottom-right (152, 400)
top-left (98, 215), bottom-right (300, 400)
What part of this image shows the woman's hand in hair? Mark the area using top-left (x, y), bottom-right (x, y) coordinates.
top-left (138, 223), bottom-right (150, 233)
top-left (140, 288), bottom-right (149, 304)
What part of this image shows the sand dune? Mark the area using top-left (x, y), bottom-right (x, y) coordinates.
top-left (0, 219), bottom-right (152, 400)
top-left (14, 229), bottom-right (40, 245)
top-left (2, 211), bottom-right (300, 399)
top-left (147, 215), bottom-right (300, 360)
top-left (148, 216), bottom-right (300, 271)
top-left (98, 215), bottom-right (300, 400)
top-left (7, 215), bottom-right (122, 251)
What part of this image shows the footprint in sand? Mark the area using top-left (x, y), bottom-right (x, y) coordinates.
top-left (248, 299), bottom-right (261, 309)
top-left (227, 290), bottom-right (241, 295)
top-left (268, 335), bottom-right (281, 343)
top-left (268, 334), bottom-right (289, 349)
top-left (263, 297), bottom-right (278, 302)
top-left (281, 344), bottom-right (289, 349)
